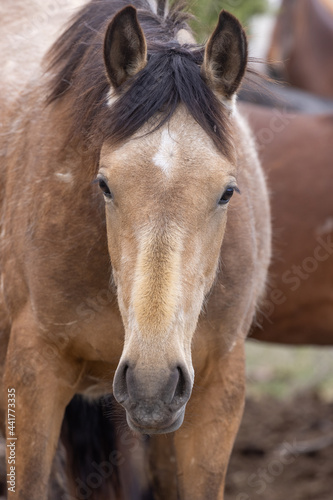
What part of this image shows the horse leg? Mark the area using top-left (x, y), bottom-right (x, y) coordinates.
top-left (3, 308), bottom-right (82, 500)
top-left (148, 434), bottom-right (178, 499)
top-left (149, 340), bottom-right (245, 500)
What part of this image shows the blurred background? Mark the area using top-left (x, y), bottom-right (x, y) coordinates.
top-left (190, 0), bottom-right (278, 44)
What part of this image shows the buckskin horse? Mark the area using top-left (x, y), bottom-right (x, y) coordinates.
top-left (0, 1), bottom-right (271, 498)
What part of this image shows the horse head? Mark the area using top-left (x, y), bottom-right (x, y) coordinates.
top-left (97, 6), bottom-right (247, 434)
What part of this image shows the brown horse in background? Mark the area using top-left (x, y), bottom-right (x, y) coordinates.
top-left (239, 77), bottom-right (333, 114)
top-left (0, 1), bottom-right (270, 498)
top-left (240, 103), bottom-right (333, 345)
top-left (267, 0), bottom-right (333, 98)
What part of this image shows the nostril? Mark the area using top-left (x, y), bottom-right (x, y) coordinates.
top-left (174, 366), bottom-right (186, 399)
top-left (113, 362), bottom-right (129, 404)
top-left (170, 365), bottom-right (192, 410)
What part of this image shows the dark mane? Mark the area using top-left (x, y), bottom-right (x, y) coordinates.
top-left (46, 0), bottom-right (233, 159)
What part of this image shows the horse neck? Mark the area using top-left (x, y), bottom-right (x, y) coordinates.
top-left (42, 89), bottom-right (99, 179)
top-left (1, 85), bottom-right (99, 232)
top-left (1, 84), bottom-right (110, 291)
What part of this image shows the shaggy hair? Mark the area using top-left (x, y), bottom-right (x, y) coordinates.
top-left (47, 0), bottom-right (233, 158)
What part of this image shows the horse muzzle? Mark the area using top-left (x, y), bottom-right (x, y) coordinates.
top-left (113, 362), bottom-right (192, 434)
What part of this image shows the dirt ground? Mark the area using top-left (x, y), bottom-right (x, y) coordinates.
top-left (225, 392), bottom-right (333, 500)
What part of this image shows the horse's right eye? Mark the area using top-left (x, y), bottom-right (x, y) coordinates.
top-left (218, 187), bottom-right (234, 205)
top-left (98, 178), bottom-right (112, 199)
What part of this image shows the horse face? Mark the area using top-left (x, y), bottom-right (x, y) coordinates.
top-left (99, 113), bottom-right (238, 433)
top-left (98, 6), bottom-right (247, 434)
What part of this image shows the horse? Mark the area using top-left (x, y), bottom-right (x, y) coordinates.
top-left (267, 0), bottom-right (333, 98)
top-left (0, 1), bottom-right (271, 498)
top-left (240, 103), bottom-right (333, 345)
top-left (239, 78), bottom-right (333, 115)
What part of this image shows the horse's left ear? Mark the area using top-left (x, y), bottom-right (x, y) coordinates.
top-left (201, 10), bottom-right (247, 101)
top-left (104, 5), bottom-right (147, 88)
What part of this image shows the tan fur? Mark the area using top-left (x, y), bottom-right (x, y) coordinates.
top-left (0, 4), bottom-right (271, 499)
top-left (99, 111), bottom-right (247, 378)
top-left (133, 224), bottom-right (183, 335)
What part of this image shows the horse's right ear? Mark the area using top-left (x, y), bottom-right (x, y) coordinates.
top-left (201, 10), bottom-right (247, 102)
top-left (104, 6), bottom-right (147, 89)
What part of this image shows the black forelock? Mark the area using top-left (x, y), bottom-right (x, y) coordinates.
top-left (96, 44), bottom-right (232, 155)
top-left (46, 0), bottom-right (233, 159)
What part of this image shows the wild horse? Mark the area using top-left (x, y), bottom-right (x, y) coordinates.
top-left (241, 103), bottom-right (333, 346)
top-left (267, 0), bottom-right (333, 98)
top-left (0, 1), bottom-right (271, 498)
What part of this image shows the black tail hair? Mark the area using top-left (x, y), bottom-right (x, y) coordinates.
top-left (61, 395), bottom-right (121, 500)
top-left (60, 395), bottom-right (155, 500)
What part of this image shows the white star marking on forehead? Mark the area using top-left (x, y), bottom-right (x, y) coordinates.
top-left (153, 129), bottom-right (177, 176)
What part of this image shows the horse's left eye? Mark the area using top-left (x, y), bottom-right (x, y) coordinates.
top-left (219, 187), bottom-right (234, 205)
top-left (98, 178), bottom-right (112, 199)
